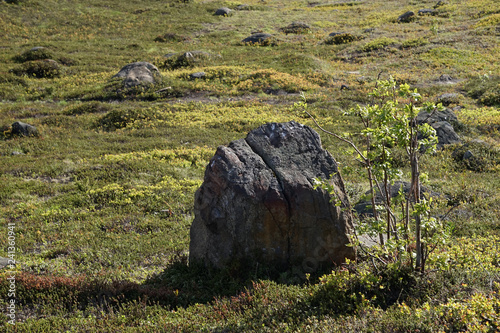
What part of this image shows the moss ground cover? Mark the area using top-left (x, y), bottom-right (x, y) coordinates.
top-left (0, 0), bottom-right (499, 331)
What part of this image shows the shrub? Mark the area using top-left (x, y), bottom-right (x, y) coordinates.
top-left (11, 60), bottom-right (62, 78)
top-left (14, 47), bottom-right (55, 62)
top-left (64, 101), bottom-right (112, 115)
top-left (324, 33), bottom-right (359, 45)
top-left (361, 37), bottom-right (398, 52)
top-left (96, 108), bottom-right (153, 131)
top-left (464, 75), bottom-right (500, 107)
top-left (452, 140), bottom-right (500, 172)
top-left (401, 37), bottom-right (429, 49)
top-left (154, 33), bottom-right (191, 43)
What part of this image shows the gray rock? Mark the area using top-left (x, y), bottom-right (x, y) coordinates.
top-left (398, 11), bottom-right (415, 23)
top-left (439, 74), bottom-right (454, 82)
top-left (431, 121), bottom-right (461, 148)
top-left (190, 72), bottom-right (206, 80)
top-left (417, 108), bottom-right (461, 149)
top-left (437, 93), bottom-right (460, 106)
top-left (178, 51), bottom-right (213, 62)
top-left (434, 0), bottom-right (447, 9)
top-left (163, 51), bottom-right (221, 69)
top-left (215, 7), bottom-right (232, 16)
top-left (418, 8), bottom-right (436, 15)
top-left (113, 62), bottom-right (160, 88)
top-left (190, 121), bottom-right (355, 272)
top-left (12, 121), bottom-right (37, 137)
top-left (463, 150), bottom-right (473, 160)
top-left (0, 257), bottom-right (14, 270)
top-left (242, 33), bottom-right (273, 45)
top-left (11, 151), bottom-right (24, 156)
top-left (329, 32), bottom-right (346, 37)
top-left (416, 108), bottom-right (459, 127)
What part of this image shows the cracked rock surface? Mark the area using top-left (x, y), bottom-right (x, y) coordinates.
top-left (189, 121), bottom-right (355, 272)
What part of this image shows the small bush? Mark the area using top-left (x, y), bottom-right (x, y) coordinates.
top-left (280, 22), bottom-right (311, 34)
top-left (11, 59), bottom-right (62, 78)
top-left (15, 47), bottom-right (55, 62)
top-left (324, 33), bottom-right (359, 45)
top-left (361, 37), bottom-right (398, 52)
top-left (64, 101), bottom-right (112, 115)
top-left (401, 37), bottom-right (429, 49)
top-left (154, 33), bottom-right (191, 43)
top-left (465, 75), bottom-right (500, 107)
top-left (96, 108), bottom-right (154, 131)
top-left (452, 141), bottom-right (500, 172)
top-left (0, 72), bottom-right (28, 86)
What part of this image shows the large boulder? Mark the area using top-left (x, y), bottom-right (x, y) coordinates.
top-left (113, 62), bottom-right (160, 88)
top-left (189, 122), bottom-right (355, 273)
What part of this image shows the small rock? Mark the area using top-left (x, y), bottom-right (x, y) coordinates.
top-left (398, 11), bottom-right (415, 23)
top-left (114, 61), bottom-right (159, 78)
top-left (463, 150), bottom-right (473, 160)
top-left (242, 33), bottom-right (274, 45)
top-left (264, 88), bottom-right (287, 95)
top-left (329, 32), bottom-right (345, 37)
top-left (11, 151), bottom-right (25, 156)
top-left (437, 93), bottom-right (460, 106)
top-left (113, 62), bottom-right (160, 88)
top-left (434, 0), bottom-right (447, 9)
top-left (363, 28), bottom-right (375, 33)
top-left (190, 72), bottom-right (206, 80)
top-left (163, 51), bottom-right (221, 69)
top-left (438, 74), bottom-right (454, 82)
top-left (215, 7), bottom-right (232, 16)
top-left (12, 121), bottom-right (38, 137)
top-left (0, 257), bottom-right (14, 270)
top-left (418, 8), bottom-right (436, 15)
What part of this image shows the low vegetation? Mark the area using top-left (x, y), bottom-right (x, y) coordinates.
top-left (0, 0), bottom-right (499, 331)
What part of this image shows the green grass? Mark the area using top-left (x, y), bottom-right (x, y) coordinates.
top-left (0, 0), bottom-right (499, 331)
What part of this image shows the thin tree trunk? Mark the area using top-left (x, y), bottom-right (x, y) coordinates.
top-left (411, 144), bottom-right (422, 271)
